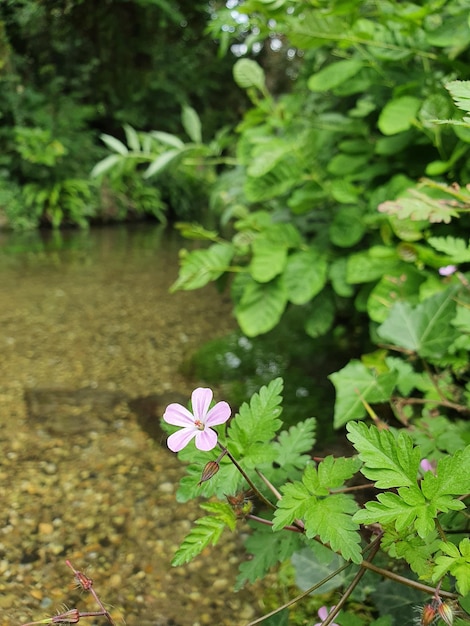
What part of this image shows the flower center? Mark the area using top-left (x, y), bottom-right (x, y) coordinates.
top-left (194, 419), bottom-right (204, 431)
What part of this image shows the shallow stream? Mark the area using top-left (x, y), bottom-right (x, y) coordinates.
top-left (0, 225), bottom-right (267, 626)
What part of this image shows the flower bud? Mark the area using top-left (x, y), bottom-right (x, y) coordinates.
top-left (437, 601), bottom-right (455, 626)
top-left (52, 608), bottom-right (80, 623)
top-left (419, 603), bottom-right (437, 626)
top-left (198, 461), bottom-right (220, 485)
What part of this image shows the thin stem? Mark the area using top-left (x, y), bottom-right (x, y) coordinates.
top-left (219, 444), bottom-right (276, 511)
top-left (246, 561), bottom-right (353, 626)
top-left (246, 514), bottom-right (304, 533)
top-left (360, 561), bottom-right (457, 600)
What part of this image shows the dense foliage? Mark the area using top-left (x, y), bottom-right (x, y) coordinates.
top-left (103, 1), bottom-right (470, 623)
top-left (3, 0), bottom-right (470, 624)
top-left (0, 0), bottom-right (240, 228)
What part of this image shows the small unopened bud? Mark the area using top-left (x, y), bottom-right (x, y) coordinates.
top-left (437, 601), bottom-right (455, 626)
top-left (52, 608), bottom-right (80, 623)
top-left (419, 603), bottom-right (437, 626)
top-left (198, 461), bottom-right (219, 485)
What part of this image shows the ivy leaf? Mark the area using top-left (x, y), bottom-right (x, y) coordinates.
top-left (235, 526), bottom-right (303, 590)
top-left (346, 422), bottom-right (421, 488)
top-left (329, 360), bottom-right (398, 427)
top-left (377, 288), bottom-right (459, 359)
top-left (432, 538), bottom-right (470, 595)
top-left (170, 243), bottom-right (234, 291)
top-left (171, 502), bottom-right (235, 566)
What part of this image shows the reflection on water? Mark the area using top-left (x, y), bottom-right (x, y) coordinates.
top-left (0, 225), bottom-right (262, 626)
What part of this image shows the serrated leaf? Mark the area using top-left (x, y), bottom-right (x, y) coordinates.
top-left (273, 418), bottom-right (316, 472)
top-left (272, 481), bottom-right (312, 531)
top-left (182, 105), bottom-right (202, 143)
top-left (303, 495), bottom-right (362, 563)
top-left (378, 190), bottom-right (459, 223)
top-left (433, 538), bottom-right (470, 595)
top-left (377, 288), bottom-right (459, 359)
top-left (346, 422), bottom-right (421, 488)
top-left (446, 81), bottom-right (470, 114)
top-left (170, 242), bottom-right (234, 292)
top-left (304, 456), bottom-right (362, 494)
top-left (235, 526), bottom-right (303, 590)
top-left (171, 514), bottom-right (228, 566)
top-left (428, 236), bottom-right (470, 262)
top-left (421, 447), bottom-right (470, 499)
top-left (329, 360), bottom-right (398, 427)
top-left (228, 378), bottom-right (284, 459)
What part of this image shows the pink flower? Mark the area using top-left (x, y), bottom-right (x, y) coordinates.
top-left (163, 388), bottom-right (231, 452)
top-left (314, 606), bottom-right (339, 626)
top-left (420, 458), bottom-right (436, 474)
top-left (439, 265), bottom-right (457, 276)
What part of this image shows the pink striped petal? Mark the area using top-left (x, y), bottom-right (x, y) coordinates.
top-left (163, 403), bottom-right (195, 427)
top-left (167, 427), bottom-right (197, 452)
top-left (195, 428), bottom-right (218, 451)
top-left (191, 387), bottom-right (213, 420)
top-left (205, 401), bottom-right (231, 427)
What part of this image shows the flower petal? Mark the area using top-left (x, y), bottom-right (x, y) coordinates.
top-left (205, 401), bottom-right (231, 427)
top-left (318, 607), bottom-right (329, 621)
top-left (191, 387), bottom-right (213, 421)
top-left (163, 403), bottom-right (195, 427)
top-left (167, 427), bottom-right (197, 452)
top-left (195, 428), bottom-right (218, 451)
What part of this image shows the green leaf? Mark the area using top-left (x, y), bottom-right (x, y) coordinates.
top-left (446, 80), bottom-right (470, 114)
top-left (303, 494), bottom-right (362, 563)
top-left (354, 487), bottom-right (436, 538)
top-left (170, 242), bottom-right (234, 291)
top-left (346, 422), bottom-right (421, 488)
top-left (433, 538), bottom-right (470, 595)
top-left (428, 236), bottom-right (470, 262)
top-left (233, 58), bottom-right (266, 91)
top-left (100, 133), bottom-right (129, 155)
top-left (329, 206), bottom-right (366, 247)
top-left (308, 59), bottom-right (364, 92)
top-left (144, 149), bottom-right (181, 178)
top-left (347, 247), bottom-right (401, 284)
top-left (182, 105), bottom-right (202, 143)
top-left (367, 267), bottom-right (425, 323)
top-left (171, 505), bottom-right (234, 566)
top-left (123, 124), bottom-right (140, 152)
top-left (150, 130), bottom-right (185, 149)
top-left (235, 526), bottom-right (303, 590)
top-left (273, 458), bottom-right (363, 563)
top-left (378, 96), bottom-right (421, 135)
top-left (90, 154), bottom-right (122, 178)
top-left (329, 361), bottom-right (398, 427)
top-left (250, 238), bottom-right (288, 282)
top-left (282, 248), bottom-right (328, 305)
top-left (378, 190), bottom-right (460, 224)
top-left (377, 288), bottom-right (459, 359)
top-left (421, 447), bottom-right (470, 499)
top-left (304, 292), bottom-right (335, 338)
top-left (273, 418), bottom-right (316, 477)
top-left (228, 378), bottom-right (284, 457)
top-left (235, 278), bottom-right (287, 336)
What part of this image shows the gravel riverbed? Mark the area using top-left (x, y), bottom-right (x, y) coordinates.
top-left (0, 228), bottom-right (271, 626)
